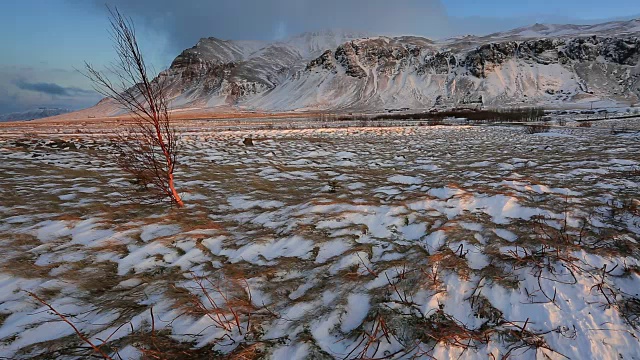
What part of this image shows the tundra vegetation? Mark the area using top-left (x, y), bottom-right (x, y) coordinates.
top-left (0, 116), bottom-right (639, 359)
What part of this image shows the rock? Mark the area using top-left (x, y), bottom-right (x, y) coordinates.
top-left (463, 42), bottom-right (518, 78)
top-left (334, 42), bottom-right (367, 78)
top-left (421, 51), bottom-right (457, 75)
top-left (306, 50), bottom-right (337, 72)
top-left (45, 139), bottom-right (77, 150)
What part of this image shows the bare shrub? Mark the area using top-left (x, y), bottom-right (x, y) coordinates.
top-left (25, 272), bottom-right (278, 359)
top-left (370, 107), bottom-right (545, 123)
top-left (327, 180), bottom-right (340, 193)
top-left (369, 263), bottom-right (573, 359)
top-left (578, 121), bottom-right (593, 128)
top-left (184, 273), bottom-right (256, 336)
top-left (525, 124), bottom-right (551, 134)
top-left (84, 7), bottom-right (184, 207)
top-left (27, 292), bottom-right (113, 359)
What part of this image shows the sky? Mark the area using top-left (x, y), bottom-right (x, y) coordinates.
top-left (1, 0), bottom-right (639, 114)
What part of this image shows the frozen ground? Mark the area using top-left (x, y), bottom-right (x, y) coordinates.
top-left (0, 120), bottom-right (639, 359)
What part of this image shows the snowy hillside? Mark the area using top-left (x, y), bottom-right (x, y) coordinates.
top-left (249, 35), bottom-right (640, 111)
top-left (492, 19), bottom-right (640, 39)
top-left (83, 18), bottom-right (640, 114)
top-left (161, 29), bottom-right (370, 109)
top-left (284, 29), bottom-right (371, 58)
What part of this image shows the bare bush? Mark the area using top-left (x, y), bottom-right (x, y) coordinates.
top-left (25, 271), bottom-right (278, 359)
top-left (525, 124), bottom-right (551, 134)
top-left (84, 7), bottom-right (184, 207)
top-left (185, 273), bottom-right (255, 336)
top-left (368, 107), bottom-right (546, 123)
top-left (578, 121), bottom-right (593, 128)
top-left (27, 292), bottom-right (113, 359)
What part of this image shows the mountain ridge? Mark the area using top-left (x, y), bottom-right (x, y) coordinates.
top-left (0, 108), bottom-right (71, 122)
top-left (59, 18), bottom-right (640, 120)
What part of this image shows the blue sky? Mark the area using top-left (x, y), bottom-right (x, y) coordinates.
top-left (1, 0), bottom-right (639, 114)
top-left (444, 0), bottom-right (639, 19)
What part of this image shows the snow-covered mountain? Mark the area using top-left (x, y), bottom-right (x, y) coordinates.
top-left (0, 108), bottom-right (71, 122)
top-left (160, 29), bottom-right (370, 109)
top-left (90, 19), bottom-right (640, 114)
top-left (489, 18), bottom-right (640, 39)
top-left (252, 32), bottom-right (640, 110)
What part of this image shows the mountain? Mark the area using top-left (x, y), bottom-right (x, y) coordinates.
top-left (81, 20), bottom-right (640, 116)
top-left (254, 31), bottom-right (640, 110)
top-left (0, 108), bottom-right (71, 122)
top-left (160, 29), bottom-right (370, 109)
top-left (487, 18), bottom-right (640, 39)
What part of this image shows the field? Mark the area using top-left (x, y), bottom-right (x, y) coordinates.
top-left (0, 118), bottom-right (639, 359)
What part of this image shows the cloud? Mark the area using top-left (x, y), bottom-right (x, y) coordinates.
top-left (0, 67), bottom-right (101, 114)
top-left (14, 80), bottom-right (95, 97)
top-left (73, 0), bottom-right (453, 52)
top-left (72, 0), bottom-right (637, 57)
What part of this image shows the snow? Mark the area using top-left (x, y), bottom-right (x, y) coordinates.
top-left (388, 175), bottom-right (423, 185)
top-left (424, 230), bottom-right (447, 251)
top-left (228, 195), bottom-right (284, 210)
top-left (340, 293), bottom-right (370, 332)
top-left (271, 343), bottom-right (311, 359)
top-left (535, 132), bottom-right (577, 138)
top-left (428, 186), bottom-right (465, 199)
top-left (139, 224), bottom-right (181, 242)
top-left (221, 236), bottom-right (315, 264)
top-left (315, 239), bottom-right (352, 263)
top-left (493, 228), bottom-right (518, 242)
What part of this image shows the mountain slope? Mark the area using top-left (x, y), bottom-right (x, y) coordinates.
top-left (249, 34), bottom-right (640, 110)
top-left (492, 18), bottom-right (640, 39)
top-left (81, 19), bottom-right (640, 115)
top-left (157, 30), bottom-right (369, 109)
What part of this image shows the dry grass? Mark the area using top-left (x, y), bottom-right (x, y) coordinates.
top-left (1, 122), bottom-right (638, 358)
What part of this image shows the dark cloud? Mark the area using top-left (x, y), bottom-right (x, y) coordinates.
top-left (14, 80), bottom-right (94, 97)
top-left (15, 81), bottom-right (68, 96)
top-left (73, 0), bottom-right (453, 53)
top-left (71, 0), bottom-right (636, 57)
top-left (0, 67), bottom-right (101, 114)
